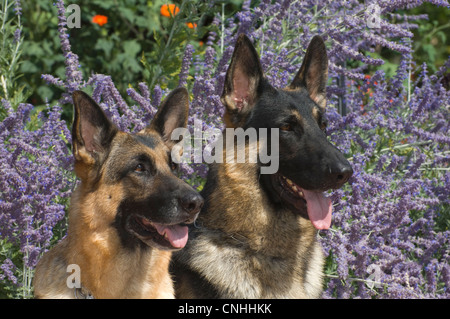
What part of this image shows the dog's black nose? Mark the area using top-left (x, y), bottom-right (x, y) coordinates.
top-left (330, 162), bottom-right (353, 187)
top-left (180, 193), bottom-right (204, 215)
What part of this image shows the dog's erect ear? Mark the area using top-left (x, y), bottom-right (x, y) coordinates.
top-left (72, 91), bottom-right (118, 167)
top-left (221, 34), bottom-right (264, 128)
top-left (148, 87), bottom-right (189, 146)
top-left (288, 36), bottom-right (328, 110)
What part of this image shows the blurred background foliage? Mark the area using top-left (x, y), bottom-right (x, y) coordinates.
top-left (18, 0), bottom-right (244, 110)
top-left (10, 0), bottom-right (450, 114)
top-left (410, 3), bottom-right (450, 71)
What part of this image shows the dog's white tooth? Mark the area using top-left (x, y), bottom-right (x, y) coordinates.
top-left (298, 191), bottom-right (304, 197)
top-left (286, 178), bottom-right (293, 186)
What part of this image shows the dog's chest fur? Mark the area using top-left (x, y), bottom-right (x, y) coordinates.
top-left (173, 162), bottom-right (325, 298)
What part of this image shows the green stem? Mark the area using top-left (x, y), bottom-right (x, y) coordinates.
top-left (149, 1), bottom-right (188, 90)
top-left (1, 0), bottom-right (9, 50)
top-left (221, 3), bottom-right (224, 54)
top-left (347, 141), bottom-right (432, 162)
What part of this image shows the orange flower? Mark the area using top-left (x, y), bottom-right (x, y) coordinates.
top-left (160, 4), bottom-right (180, 17)
top-left (92, 14), bottom-right (108, 26)
top-left (186, 22), bottom-right (197, 29)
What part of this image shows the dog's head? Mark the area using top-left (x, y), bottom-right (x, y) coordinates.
top-left (221, 34), bottom-right (353, 229)
top-left (71, 88), bottom-right (203, 250)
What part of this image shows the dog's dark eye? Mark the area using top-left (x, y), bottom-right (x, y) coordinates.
top-left (134, 164), bottom-right (146, 173)
top-left (280, 124), bottom-right (293, 131)
top-left (169, 159), bottom-right (178, 171)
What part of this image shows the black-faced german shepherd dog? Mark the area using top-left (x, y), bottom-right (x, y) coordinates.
top-left (170, 35), bottom-right (353, 298)
top-left (34, 88), bottom-right (203, 299)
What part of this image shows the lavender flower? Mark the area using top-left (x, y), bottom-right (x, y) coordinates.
top-left (178, 44), bottom-right (195, 88)
top-left (40, 0), bottom-right (84, 104)
top-left (319, 52), bottom-right (450, 298)
top-left (13, 28), bottom-right (21, 44)
top-left (13, 0), bottom-right (22, 16)
top-left (0, 102), bottom-right (73, 294)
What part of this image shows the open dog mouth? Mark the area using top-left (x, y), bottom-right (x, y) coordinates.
top-left (127, 215), bottom-right (190, 250)
top-left (274, 173), bottom-right (333, 230)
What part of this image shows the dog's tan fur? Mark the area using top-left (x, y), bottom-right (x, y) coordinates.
top-left (33, 139), bottom-right (174, 298)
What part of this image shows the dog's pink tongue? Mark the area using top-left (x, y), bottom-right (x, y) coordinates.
top-left (302, 189), bottom-right (332, 230)
top-left (154, 224), bottom-right (189, 249)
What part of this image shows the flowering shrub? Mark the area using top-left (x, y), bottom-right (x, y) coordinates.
top-left (0, 0), bottom-right (449, 298)
top-left (0, 100), bottom-right (74, 296)
top-left (322, 58), bottom-right (450, 298)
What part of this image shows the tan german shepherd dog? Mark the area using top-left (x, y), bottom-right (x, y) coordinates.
top-left (34, 88), bottom-right (203, 299)
top-left (170, 35), bottom-right (353, 298)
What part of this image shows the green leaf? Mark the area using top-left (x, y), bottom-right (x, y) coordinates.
top-left (94, 38), bottom-right (114, 59)
top-left (120, 7), bottom-right (136, 23)
top-left (19, 60), bottom-right (38, 73)
top-left (123, 40), bottom-right (141, 57)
